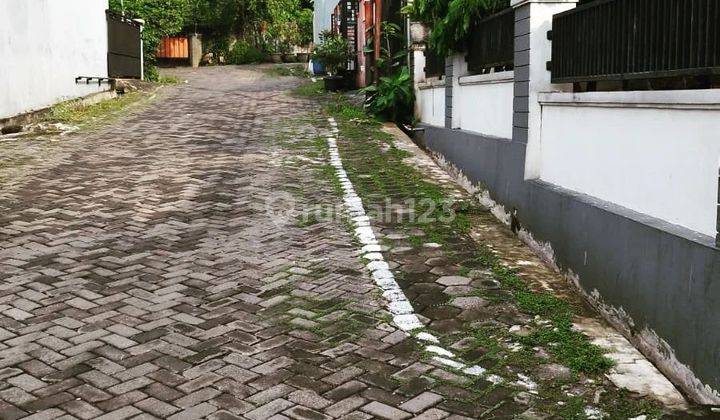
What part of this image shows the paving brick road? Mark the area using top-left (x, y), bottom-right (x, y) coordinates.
top-left (0, 65), bottom-right (691, 420)
top-left (0, 67), bottom-right (505, 420)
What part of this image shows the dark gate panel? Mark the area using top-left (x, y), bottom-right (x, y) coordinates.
top-left (551, 0), bottom-right (720, 83)
top-left (107, 10), bottom-right (142, 79)
top-left (340, 0), bottom-right (359, 72)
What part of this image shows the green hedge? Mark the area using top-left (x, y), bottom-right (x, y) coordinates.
top-left (228, 41), bottom-right (265, 64)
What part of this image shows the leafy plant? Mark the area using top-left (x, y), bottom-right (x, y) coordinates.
top-left (361, 67), bottom-right (414, 122)
top-left (297, 8), bottom-right (314, 46)
top-left (265, 0), bottom-right (312, 53)
top-left (401, 0), bottom-right (449, 25)
top-left (312, 31), bottom-right (351, 75)
top-left (228, 40), bottom-right (265, 64)
top-left (204, 36), bottom-right (232, 61)
top-left (361, 20), bottom-right (413, 122)
top-left (189, 0), bottom-right (269, 44)
top-left (364, 22), bottom-right (407, 76)
top-left (402, 0), bottom-right (508, 57)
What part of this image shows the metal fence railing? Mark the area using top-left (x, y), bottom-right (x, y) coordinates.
top-left (424, 48), bottom-right (445, 78)
top-left (466, 8), bottom-right (514, 74)
top-left (550, 0), bottom-right (720, 83)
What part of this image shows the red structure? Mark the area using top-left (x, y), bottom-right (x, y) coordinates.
top-left (329, 0), bottom-right (383, 88)
top-left (157, 37), bottom-right (189, 59)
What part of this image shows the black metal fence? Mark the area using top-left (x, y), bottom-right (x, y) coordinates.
top-left (466, 8), bottom-right (514, 74)
top-left (424, 48), bottom-right (445, 78)
top-left (551, 0), bottom-right (720, 83)
top-left (107, 10), bottom-right (142, 79)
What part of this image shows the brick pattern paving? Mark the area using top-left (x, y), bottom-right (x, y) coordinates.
top-left (0, 67), bottom-right (495, 419)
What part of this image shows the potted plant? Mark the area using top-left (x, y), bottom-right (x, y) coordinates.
top-left (313, 31), bottom-right (351, 91)
top-left (297, 46), bottom-right (310, 63)
top-left (409, 22), bottom-right (429, 44)
top-left (273, 39), bottom-right (290, 62)
top-left (268, 42), bottom-right (283, 63)
top-left (312, 56), bottom-right (326, 75)
top-left (401, 0), bottom-right (430, 45)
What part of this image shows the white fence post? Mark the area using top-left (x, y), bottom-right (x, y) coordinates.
top-left (133, 19), bottom-right (145, 80)
top-left (410, 25), bottom-right (427, 121)
top-left (510, 0), bottom-right (576, 179)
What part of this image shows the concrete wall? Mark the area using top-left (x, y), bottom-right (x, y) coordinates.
top-left (539, 90), bottom-right (720, 237)
top-left (418, 124), bottom-right (720, 403)
top-left (416, 82), bottom-right (446, 127)
top-left (0, 0), bottom-right (110, 120)
top-left (411, 0), bottom-right (720, 404)
top-left (456, 72), bottom-right (514, 138)
top-left (313, 0), bottom-right (340, 44)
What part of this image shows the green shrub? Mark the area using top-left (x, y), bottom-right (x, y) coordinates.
top-left (402, 0), bottom-right (508, 57)
top-left (361, 66), bottom-right (414, 123)
top-left (145, 65), bottom-right (160, 82)
top-left (228, 41), bottom-right (265, 64)
top-left (205, 37), bottom-right (232, 61)
top-left (312, 31), bottom-right (351, 75)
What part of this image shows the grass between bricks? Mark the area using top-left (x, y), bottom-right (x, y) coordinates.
top-left (301, 82), bottom-right (612, 373)
top-left (264, 65), bottom-right (311, 78)
top-left (289, 80), bottom-right (664, 419)
top-left (469, 247), bottom-right (613, 374)
top-left (49, 90), bottom-right (152, 128)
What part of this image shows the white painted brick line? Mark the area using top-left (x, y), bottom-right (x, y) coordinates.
top-left (515, 373), bottom-right (539, 394)
top-left (432, 356), bottom-right (464, 370)
top-left (426, 345), bottom-right (455, 358)
top-left (325, 116), bottom-right (513, 387)
top-left (462, 365), bottom-right (486, 376)
top-left (416, 332), bottom-right (440, 343)
top-left (361, 252), bottom-right (384, 261)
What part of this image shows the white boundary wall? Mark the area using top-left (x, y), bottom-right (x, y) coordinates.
top-left (456, 72), bottom-right (514, 139)
top-left (313, 0), bottom-right (338, 44)
top-left (0, 0), bottom-right (109, 119)
top-left (413, 48), bottom-right (446, 128)
top-left (538, 90), bottom-right (720, 237)
top-left (410, 0), bottom-right (720, 238)
top-left (416, 79), bottom-right (446, 127)
top-left (414, 50), bottom-right (514, 137)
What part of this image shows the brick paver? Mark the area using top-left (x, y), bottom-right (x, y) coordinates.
top-left (0, 64), bottom-right (691, 419)
top-left (0, 66), bottom-right (495, 419)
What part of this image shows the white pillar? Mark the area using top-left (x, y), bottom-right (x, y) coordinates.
top-left (510, 0), bottom-right (576, 179)
top-left (133, 18), bottom-right (145, 80)
top-left (450, 53), bottom-right (466, 129)
top-left (411, 43), bottom-right (427, 121)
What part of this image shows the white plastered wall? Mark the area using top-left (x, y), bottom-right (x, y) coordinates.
top-left (539, 90), bottom-right (720, 237)
top-left (456, 72), bottom-right (514, 139)
top-left (0, 0), bottom-right (110, 119)
top-left (416, 83), bottom-right (446, 127)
